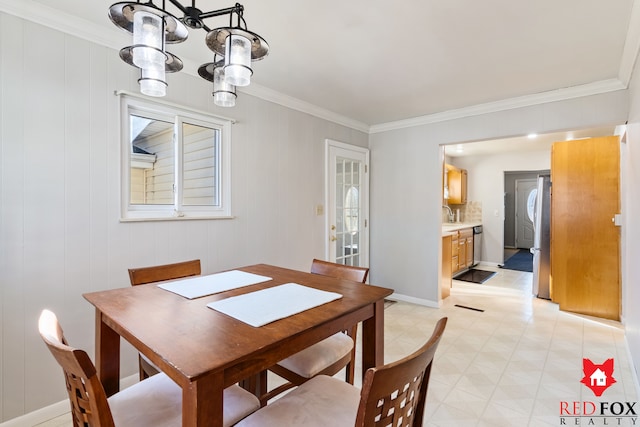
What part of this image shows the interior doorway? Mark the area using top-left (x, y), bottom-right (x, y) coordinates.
top-left (503, 170), bottom-right (549, 260)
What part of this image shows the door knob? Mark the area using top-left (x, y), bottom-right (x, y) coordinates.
top-left (330, 236), bottom-right (337, 242)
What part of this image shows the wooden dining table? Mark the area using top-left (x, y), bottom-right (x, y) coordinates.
top-left (83, 263), bottom-right (394, 427)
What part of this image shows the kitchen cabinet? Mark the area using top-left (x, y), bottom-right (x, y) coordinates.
top-left (449, 227), bottom-right (474, 275)
top-left (446, 165), bottom-right (467, 204)
top-left (451, 232), bottom-right (459, 273)
top-left (458, 232), bottom-right (466, 272)
top-left (461, 228), bottom-right (474, 268)
top-left (441, 235), bottom-right (452, 299)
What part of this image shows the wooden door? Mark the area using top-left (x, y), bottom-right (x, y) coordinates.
top-left (550, 136), bottom-right (620, 320)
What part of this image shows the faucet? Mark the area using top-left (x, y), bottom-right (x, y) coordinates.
top-left (442, 205), bottom-right (454, 223)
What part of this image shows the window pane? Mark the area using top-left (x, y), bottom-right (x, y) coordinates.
top-left (121, 94), bottom-right (232, 220)
top-left (130, 114), bottom-right (174, 205)
top-left (182, 122), bottom-right (219, 206)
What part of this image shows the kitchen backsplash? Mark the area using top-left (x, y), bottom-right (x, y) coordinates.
top-left (444, 201), bottom-right (482, 223)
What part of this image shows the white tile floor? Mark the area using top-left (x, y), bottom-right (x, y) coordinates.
top-left (37, 266), bottom-right (638, 427)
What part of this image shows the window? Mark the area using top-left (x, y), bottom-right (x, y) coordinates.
top-left (120, 93), bottom-right (232, 220)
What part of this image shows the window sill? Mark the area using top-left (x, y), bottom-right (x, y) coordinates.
top-left (120, 215), bottom-right (236, 222)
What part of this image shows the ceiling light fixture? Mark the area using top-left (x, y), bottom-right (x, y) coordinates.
top-left (108, 1), bottom-right (269, 106)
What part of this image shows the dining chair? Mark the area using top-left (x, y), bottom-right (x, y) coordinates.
top-left (261, 259), bottom-right (369, 405)
top-left (237, 317), bottom-right (447, 427)
top-left (128, 259), bottom-right (201, 379)
top-left (128, 259), bottom-right (201, 286)
top-left (38, 309), bottom-right (260, 427)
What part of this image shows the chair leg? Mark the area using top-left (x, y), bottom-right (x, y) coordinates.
top-left (345, 357), bottom-right (356, 385)
top-left (240, 371), bottom-right (270, 407)
top-left (138, 356), bottom-right (148, 381)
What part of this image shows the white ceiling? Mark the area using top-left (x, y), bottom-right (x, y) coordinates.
top-left (4, 0), bottom-right (638, 139)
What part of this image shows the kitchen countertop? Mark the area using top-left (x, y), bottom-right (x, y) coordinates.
top-left (441, 222), bottom-right (482, 236)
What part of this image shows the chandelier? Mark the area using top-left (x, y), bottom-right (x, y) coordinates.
top-left (108, 1), bottom-right (269, 107)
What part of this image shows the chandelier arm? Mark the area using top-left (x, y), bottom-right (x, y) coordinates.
top-left (163, 0), bottom-right (243, 31)
top-left (163, 0), bottom-right (242, 22)
top-left (198, 5), bottom-right (242, 21)
top-left (165, 0), bottom-right (189, 15)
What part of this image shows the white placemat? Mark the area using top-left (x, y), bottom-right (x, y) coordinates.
top-left (157, 270), bottom-right (272, 299)
top-left (206, 283), bottom-right (343, 327)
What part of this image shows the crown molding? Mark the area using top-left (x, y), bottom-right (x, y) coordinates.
top-left (237, 83), bottom-right (370, 133)
top-left (619, 0), bottom-right (640, 85)
top-left (0, 0), bottom-right (128, 50)
top-left (369, 79), bottom-right (627, 134)
top-left (2, 0), bottom-right (639, 136)
top-left (0, 0), bottom-right (370, 134)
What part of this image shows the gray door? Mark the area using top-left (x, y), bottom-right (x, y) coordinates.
top-left (515, 178), bottom-right (537, 249)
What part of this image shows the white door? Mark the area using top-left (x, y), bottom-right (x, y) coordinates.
top-left (515, 178), bottom-right (537, 249)
top-left (326, 140), bottom-right (369, 267)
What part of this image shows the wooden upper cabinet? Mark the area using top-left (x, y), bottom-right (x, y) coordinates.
top-left (446, 164), bottom-right (467, 204)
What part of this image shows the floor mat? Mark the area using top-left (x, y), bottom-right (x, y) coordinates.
top-left (454, 269), bottom-right (496, 284)
top-left (501, 249), bottom-right (533, 272)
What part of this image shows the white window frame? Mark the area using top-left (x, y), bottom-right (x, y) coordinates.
top-left (119, 92), bottom-right (233, 221)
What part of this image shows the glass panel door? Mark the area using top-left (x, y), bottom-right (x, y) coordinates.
top-left (335, 157), bottom-right (361, 266)
top-left (327, 140), bottom-right (369, 267)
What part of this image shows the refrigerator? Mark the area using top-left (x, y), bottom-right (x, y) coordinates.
top-left (532, 175), bottom-right (551, 299)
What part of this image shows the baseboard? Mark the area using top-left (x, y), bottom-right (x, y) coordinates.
top-left (388, 292), bottom-right (440, 308)
top-left (477, 261), bottom-right (501, 268)
top-left (0, 374), bottom-right (138, 427)
top-left (0, 400), bottom-right (70, 427)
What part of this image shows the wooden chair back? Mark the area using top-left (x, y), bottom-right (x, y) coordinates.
top-left (355, 317), bottom-right (447, 427)
top-left (310, 259), bottom-right (369, 283)
top-left (311, 258), bottom-right (369, 384)
top-left (39, 309), bottom-right (116, 427)
top-left (128, 259), bottom-right (201, 379)
top-left (128, 259), bottom-right (201, 286)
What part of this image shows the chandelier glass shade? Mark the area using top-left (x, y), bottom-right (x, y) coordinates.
top-left (132, 11), bottom-right (164, 69)
top-left (132, 11), bottom-right (166, 95)
top-left (224, 34), bottom-right (252, 87)
top-left (198, 60), bottom-right (237, 108)
top-left (139, 66), bottom-right (167, 97)
top-left (108, 0), bottom-right (269, 105)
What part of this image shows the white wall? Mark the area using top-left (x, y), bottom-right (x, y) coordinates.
top-left (450, 150), bottom-right (551, 264)
top-left (369, 91), bottom-right (629, 307)
top-left (0, 12), bottom-right (368, 423)
top-left (623, 47), bottom-right (640, 386)
top-left (369, 127), bottom-right (441, 305)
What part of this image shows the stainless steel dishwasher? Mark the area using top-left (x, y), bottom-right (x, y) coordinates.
top-left (473, 225), bottom-right (482, 266)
